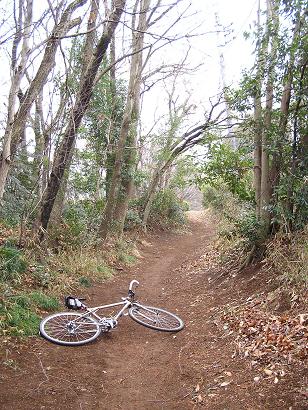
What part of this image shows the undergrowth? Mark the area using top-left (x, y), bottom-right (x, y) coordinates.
top-left (202, 184), bottom-right (308, 292)
top-left (0, 228), bottom-right (137, 337)
top-left (0, 289), bottom-right (60, 336)
top-left (264, 225), bottom-right (308, 287)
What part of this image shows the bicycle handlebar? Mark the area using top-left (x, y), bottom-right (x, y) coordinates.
top-left (129, 280), bottom-right (139, 291)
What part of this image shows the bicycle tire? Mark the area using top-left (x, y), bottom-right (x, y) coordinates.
top-left (129, 304), bottom-right (184, 332)
top-left (40, 312), bottom-right (101, 346)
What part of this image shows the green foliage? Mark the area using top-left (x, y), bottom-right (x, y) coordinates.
top-left (79, 276), bottom-right (92, 288)
top-left (234, 213), bottom-right (264, 246)
top-left (271, 172), bottom-right (308, 232)
top-left (149, 189), bottom-right (187, 228)
top-left (29, 291), bottom-right (60, 311)
top-left (124, 209), bottom-right (143, 230)
top-left (0, 245), bottom-right (27, 282)
top-left (202, 184), bottom-right (260, 246)
top-left (0, 302), bottom-right (40, 336)
top-left (197, 142), bottom-right (254, 201)
top-left (0, 290), bottom-right (58, 336)
top-left (61, 199), bottom-right (105, 245)
top-left (170, 156), bottom-right (196, 191)
top-left (202, 184), bottom-right (225, 210)
top-left (0, 173), bottom-right (31, 227)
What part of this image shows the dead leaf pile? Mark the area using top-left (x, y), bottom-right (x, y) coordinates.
top-left (224, 308), bottom-right (308, 375)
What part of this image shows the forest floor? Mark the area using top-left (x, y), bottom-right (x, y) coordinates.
top-left (0, 211), bottom-right (307, 410)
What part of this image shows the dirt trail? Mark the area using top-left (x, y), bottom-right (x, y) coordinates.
top-left (0, 212), bottom-right (306, 409)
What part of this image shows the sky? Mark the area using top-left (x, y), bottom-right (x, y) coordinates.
top-left (0, 0), bottom-right (260, 139)
top-left (141, 0), bottom-right (260, 131)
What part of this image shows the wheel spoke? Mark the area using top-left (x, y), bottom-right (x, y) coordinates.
top-left (129, 305), bottom-right (184, 332)
top-left (40, 312), bottom-right (101, 346)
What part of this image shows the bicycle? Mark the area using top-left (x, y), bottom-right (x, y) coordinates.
top-left (39, 280), bottom-right (184, 346)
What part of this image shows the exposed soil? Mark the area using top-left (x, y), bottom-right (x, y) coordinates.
top-left (0, 211), bottom-right (307, 409)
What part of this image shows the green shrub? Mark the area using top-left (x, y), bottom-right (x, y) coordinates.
top-left (234, 213), bottom-right (263, 246)
top-left (30, 265), bottom-right (56, 288)
top-left (29, 291), bottom-right (60, 311)
top-left (202, 185), bottom-right (225, 210)
top-left (79, 276), bottom-right (92, 287)
top-left (149, 189), bottom-right (187, 227)
top-left (0, 298), bottom-right (40, 336)
top-left (59, 199), bottom-right (105, 245)
top-left (0, 245), bottom-right (27, 282)
top-left (202, 184), bottom-right (260, 247)
top-left (124, 209), bottom-right (143, 230)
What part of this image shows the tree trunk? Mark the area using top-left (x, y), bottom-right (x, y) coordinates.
top-left (100, 0), bottom-right (150, 239)
top-left (48, 0), bottom-right (100, 227)
top-left (253, 0), bottom-right (269, 217)
top-left (35, 0), bottom-right (126, 238)
top-left (270, 9), bottom-right (302, 196)
top-left (259, 0), bottom-right (280, 237)
top-left (0, 0), bottom-right (87, 201)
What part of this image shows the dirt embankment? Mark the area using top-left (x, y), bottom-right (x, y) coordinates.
top-left (0, 211), bottom-right (306, 409)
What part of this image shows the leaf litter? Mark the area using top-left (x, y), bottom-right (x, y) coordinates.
top-left (223, 304), bottom-right (307, 382)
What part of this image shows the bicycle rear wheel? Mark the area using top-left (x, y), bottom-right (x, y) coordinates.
top-left (129, 304), bottom-right (184, 332)
top-left (40, 312), bottom-right (101, 346)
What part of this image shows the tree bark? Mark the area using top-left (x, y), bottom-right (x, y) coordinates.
top-left (253, 0), bottom-right (269, 217)
top-left (35, 0), bottom-right (126, 238)
top-left (270, 8), bottom-right (302, 195)
top-left (0, 0), bottom-right (87, 201)
top-left (259, 0), bottom-right (280, 237)
top-left (48, 0), bottom-right (100, 227)
top-left (100, 0), bottom-right (150, 239)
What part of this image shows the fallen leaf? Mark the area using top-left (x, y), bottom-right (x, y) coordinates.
top-left (254, 376), bottom-right (260, 383)
top-left (263, 368), bottom-right (273, 376)
top-left (195, 384), bottom-right (200, 393)
top-left (220, 381), bottom-right (231, 387)
top-left (197, 394), bottom-right (203, 403)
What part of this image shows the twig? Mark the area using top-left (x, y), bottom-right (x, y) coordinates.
top-left (34, 353), bottom-right (49, 381)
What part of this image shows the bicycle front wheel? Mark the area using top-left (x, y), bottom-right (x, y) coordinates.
top-left (129, 304), bottom-right (184, 332)
top-left (40, 312), bottom-right (101, 346)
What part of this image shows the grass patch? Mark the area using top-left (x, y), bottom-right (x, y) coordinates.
top-left (0, 245), bottom-right (27, 282)
top-left (79, 276), bottom-right (92, 287)
top-left (118, 252), bottom-right (136, 265)
top-left (0, 289), bottom-right (60, 336)
top-left (48, 248), bottom-right (114, 281)
top-left (0, 241), bottom-right (136, 337)
top-left (29, 291), bottom-right (60, 311)
top-left (0, 299), bottom-right (40, 336)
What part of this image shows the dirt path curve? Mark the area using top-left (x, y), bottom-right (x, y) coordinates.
top-left (0, 211), bottom-right (214, 410)
top-left (1, 212), bottom-right (304, 410)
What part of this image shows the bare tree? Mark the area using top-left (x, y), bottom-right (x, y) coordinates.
top-left (259, 0), bottom-right (280, 236)
top-left (35, 0), bottom-right (126, 238)
top-left (99, 0), bottom-right (151, 239)
top-left (0, 0), bottom-right (88, 201)
top-left (141, 97), bottom-right (226, 228)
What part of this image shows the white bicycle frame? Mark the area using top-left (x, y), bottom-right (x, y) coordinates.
top-left (73, 279), bottom-right (144, 327)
